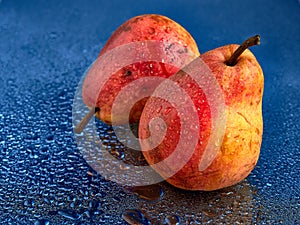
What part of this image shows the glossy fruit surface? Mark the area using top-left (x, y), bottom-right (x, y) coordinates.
top-left (82, 14), bottom-right (200, 125)
top-left (139, 38), bottom-right (264, 191)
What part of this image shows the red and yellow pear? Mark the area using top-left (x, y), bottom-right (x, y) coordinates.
top-left (139, 35), bottom-right (264, 191)
top-left (75, 14), bottom-right (200, 133)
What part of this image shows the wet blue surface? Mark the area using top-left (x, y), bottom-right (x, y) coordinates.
top-left (0, 0), bottom-right (299, 224)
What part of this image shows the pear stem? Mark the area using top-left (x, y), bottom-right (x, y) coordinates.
top-left (74, 107), bottom-right (100, 134)
top-left (226, 35), bottom-right (260, 66)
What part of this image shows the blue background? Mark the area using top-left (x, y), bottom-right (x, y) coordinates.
top-left (0, 0), bottom-right (299, 224)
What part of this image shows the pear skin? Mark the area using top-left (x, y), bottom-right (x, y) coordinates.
top-left (195, 43), bottom-right (264, 191)
top-left (139, 36), bottom-right (264, 191)
top-left (81, 14), bottom-right (200, 125)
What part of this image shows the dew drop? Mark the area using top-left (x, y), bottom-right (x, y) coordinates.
top-left (122, 209), bottom-right (150, 225)
top-left (88, 199), bottom-right (101, 211)
top-left (164, 107), bottom-right (172, 115)
top-left (165, 215), bottom-right (181, 225)
top-left (34, 219), bottom-right (50, 225)
top-left (57, 209), bottom-right (80, 220)
top-left (81, 210), bottom-right (92, 218)
top-left (156, 105), bottom-right (162, 113)
top-left (165, 26), bottom-right (171, 33)
top-left (186, 83), bottom-right (194, 88)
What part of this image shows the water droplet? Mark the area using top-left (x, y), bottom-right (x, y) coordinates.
top-left (23, 199), bottom-right (35, 207)
top-left (186, 83), bottom-right (194, 88)
top-left (156, 105), bottom-right (162, 113)
top-left (81, 210), bottom-right (92, 218)
top-left (165, 26), bottom-right (171, 33)
top-left (122, 209), bottom-right (150, 225)
top-left (46, 134), bottom-right (54, 143)
top-left (57, 209), bottom-right (80, 220)
top-left (34, 219), bottom-right (50, 225)
top-left (165, 215), bottom-right (180, 225)
top-left (164, 107), bottom-right (172, 115)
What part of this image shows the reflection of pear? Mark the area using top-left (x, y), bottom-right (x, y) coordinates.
top-left (136, 180), bottom-right (255, 224)
top-left (78, 14), bottom-right (199, 129)
top-left (139, 36), bottom-right (263, 190)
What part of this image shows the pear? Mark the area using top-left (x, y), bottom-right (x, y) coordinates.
top-left (75, 14), bottom-right (199, 133)
top-left (139, 35), bottom-right (264, 191)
